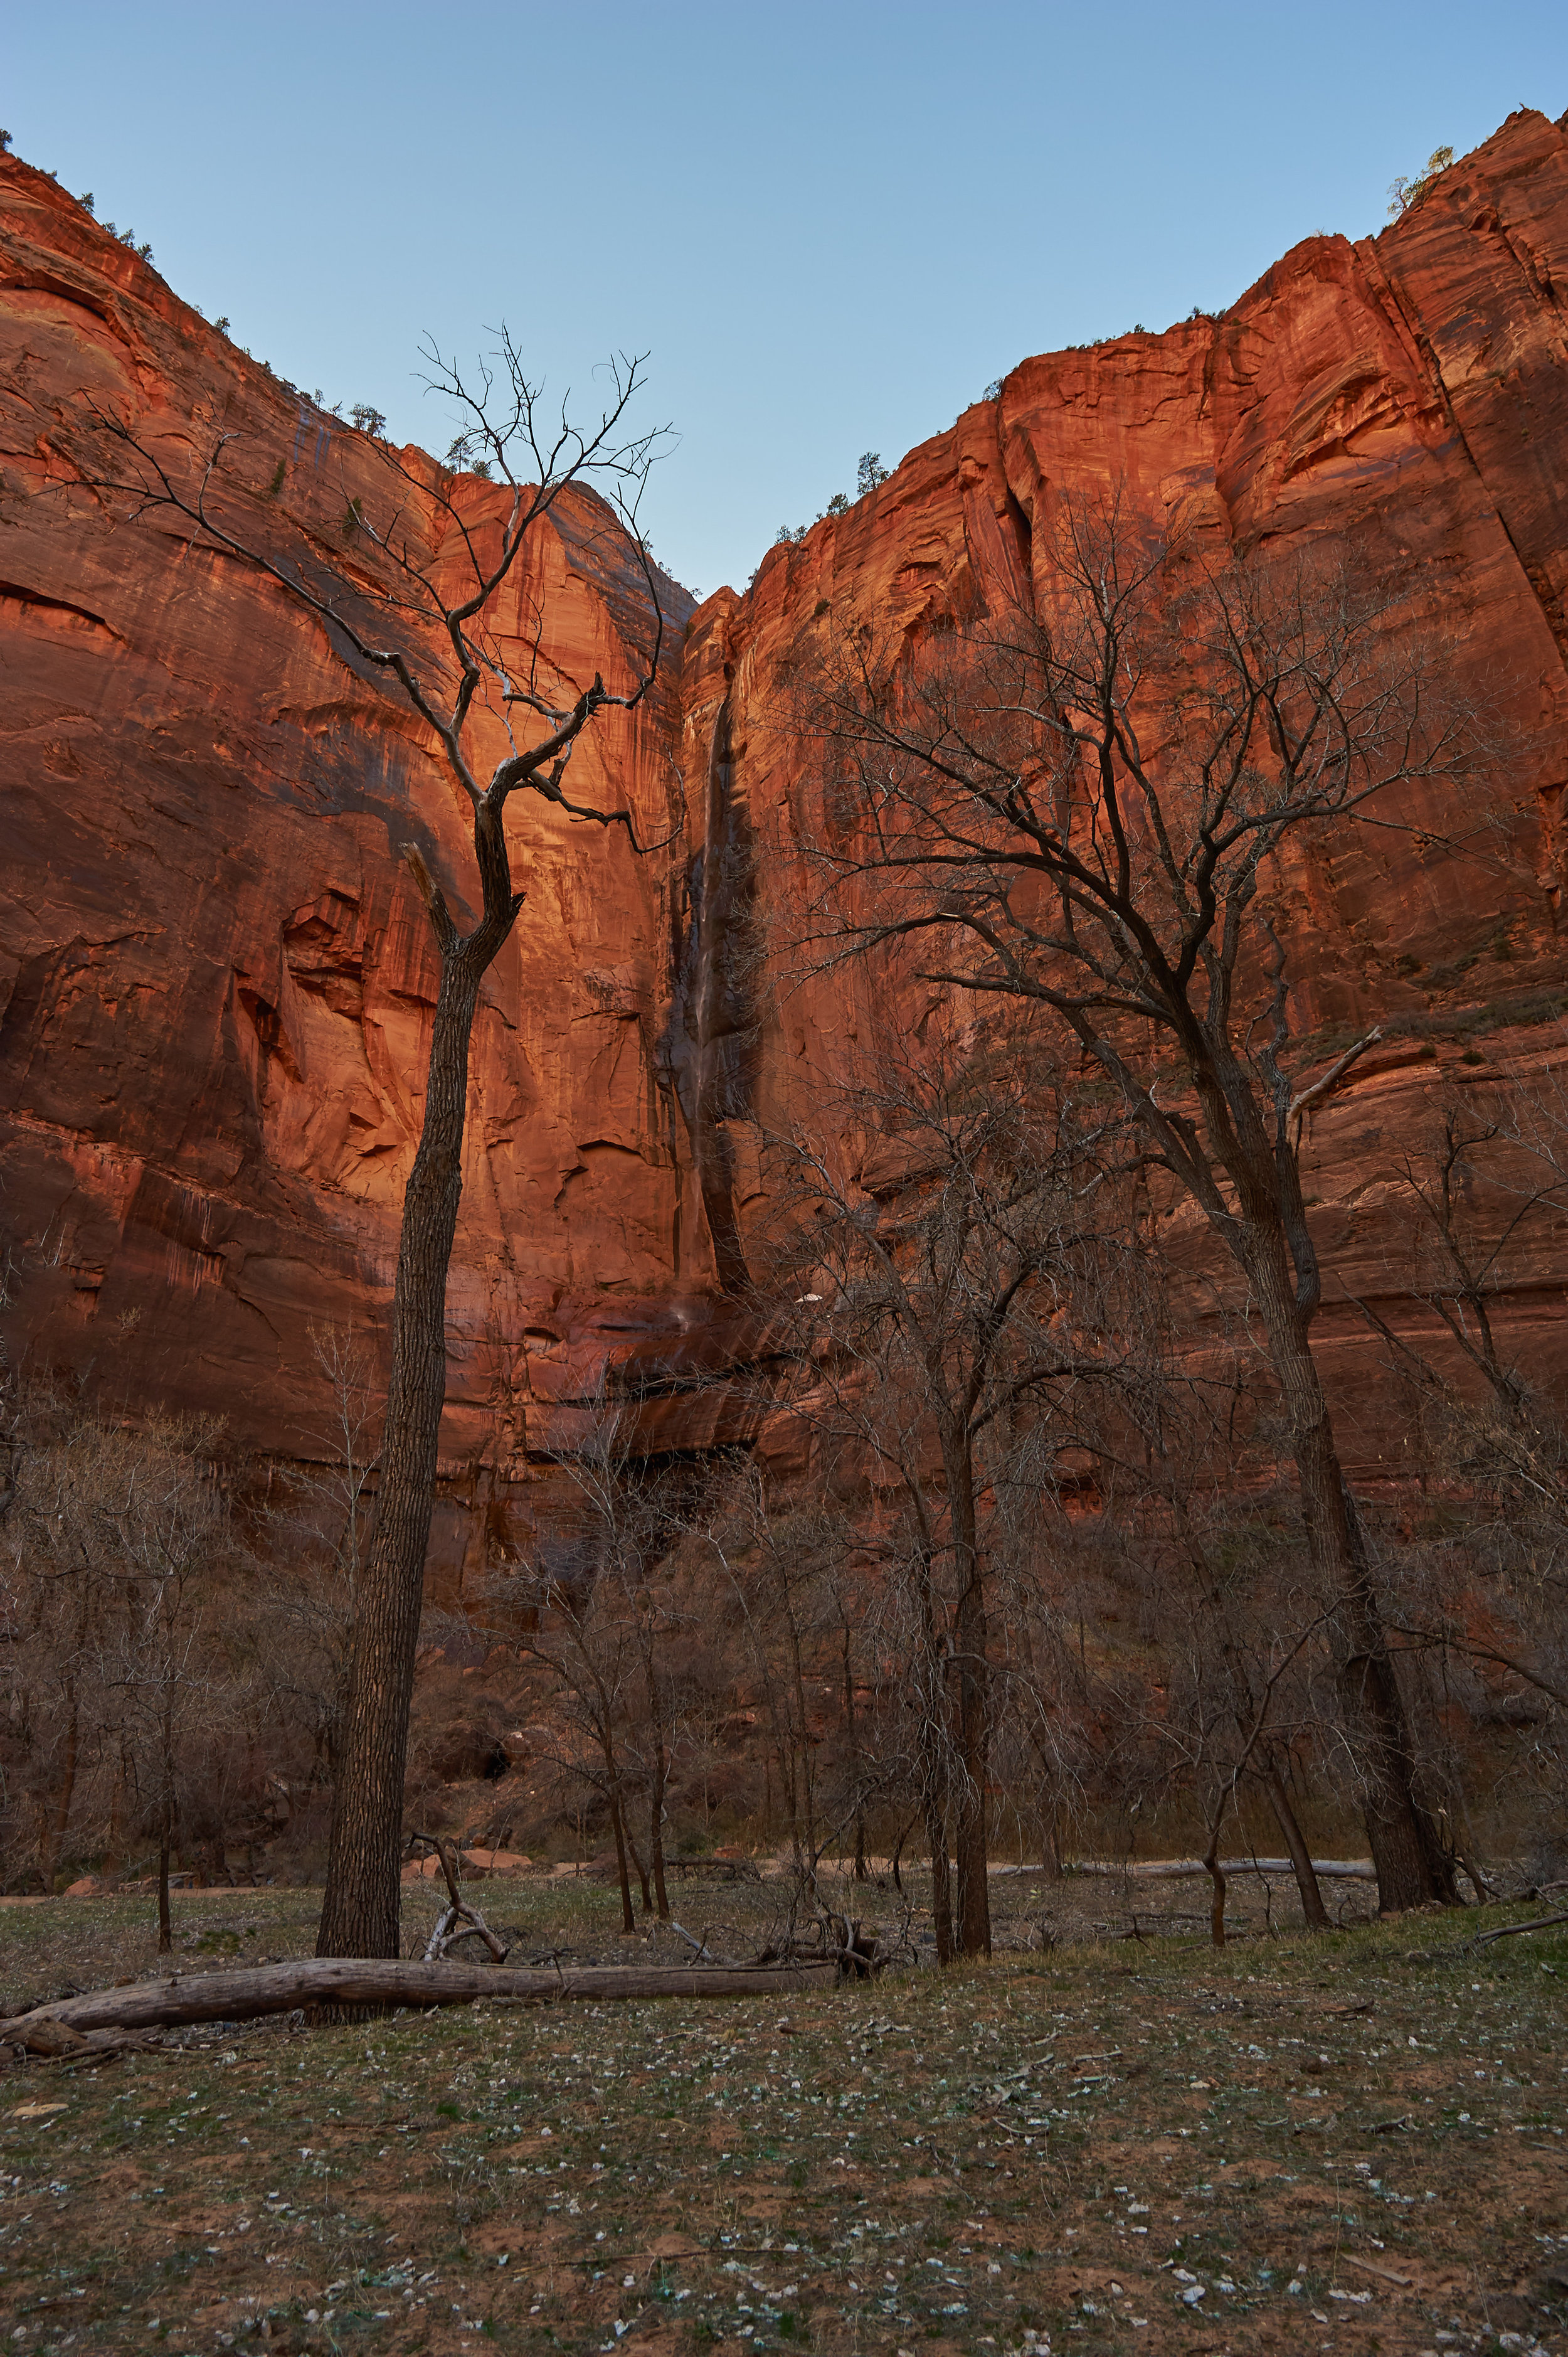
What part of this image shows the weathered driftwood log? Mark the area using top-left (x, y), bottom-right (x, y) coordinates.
top-left (0, 1956), bottom-right (836, 2045)
top-left (406, 1831), bottom-right (509, 1962)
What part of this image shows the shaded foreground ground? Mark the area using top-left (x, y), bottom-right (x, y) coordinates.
top-left (1, 1877), bottom-right (1564, 2356)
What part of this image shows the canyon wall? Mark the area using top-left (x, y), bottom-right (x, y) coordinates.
top-left (680, 103), bottom-right (1568, 1461)
top-left (3, 107), bottom-right (1568, 1589)
top-left (0, 157), bottom-right (709, 1591)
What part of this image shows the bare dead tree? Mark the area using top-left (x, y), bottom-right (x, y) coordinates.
top-left (511, 1565), bottom-right (645, 1935)
top-left (555, 1405), bottom-right (701, 1923)
top-left (66, 336), bottom-right (676, 1961)
top-left (797, 489), bottom-right (1472, 1911)
top-left (758, 994), bottom-right (1133, 1955)
top-left (0, 1386), bottom-right (262, 1918)
top-left (693, 1470), bottom-right (835, 1889)
top-left (261, 1325), bottom-right (384, 1804)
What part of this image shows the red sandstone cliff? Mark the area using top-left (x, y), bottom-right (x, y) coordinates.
top-left (3, 108), bottom-right (1568, 1585)
top-left (0, 156), bottom-right (704, 1589)
top-left (679, 104), bottom-right (1568, 1449)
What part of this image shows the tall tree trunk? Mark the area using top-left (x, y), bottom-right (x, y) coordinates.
top-left (649, 1798), bottom-right (669, 1921)
top-left (646, 1666), bottom-right (671, 1922)
top-left (785, 1601), bottom-right (818, 1882)
top-left (39, 1681), bottom-right (80, 1893)
top-left (921, 1748), bottom-right (955, 1966)
top-left (1241, 1215), bottom-right (1455, 1913)
top-left (157, 1697), bottom-right (176, 1956)
top-left (842, 1619), bottom-right (869, 1882)
top-left (1259, 1756), bottom-right (1331, 1930)
top-left (1039, 1801), bottom-right (1061, 1879)
top-left (946, 1443), bottom-right (992, 1958)
top-left (317, 951), bottom-right (484, 1962)
top-left (607, 1780), bottom-right (636, 1934)
top-left (913, 1555), bottom-right (955, 1963)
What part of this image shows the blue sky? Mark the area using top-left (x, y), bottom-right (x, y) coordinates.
top-left (7, 3), bottom-right (1566, 599)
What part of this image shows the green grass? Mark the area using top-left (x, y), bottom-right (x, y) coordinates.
top-left (2, 1891), bottom-right (1565, 2354)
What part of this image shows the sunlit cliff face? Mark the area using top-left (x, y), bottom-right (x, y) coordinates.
top-left (3, 105), bottom-right (1567, 1589)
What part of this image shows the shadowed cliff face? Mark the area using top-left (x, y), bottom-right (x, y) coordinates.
top-left (4, 107), bottom-right (1568, 1594)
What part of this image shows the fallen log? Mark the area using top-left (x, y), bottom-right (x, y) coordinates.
top-left (6, 2014), bottom-right (161, 2062)
top-left (0, 1956), bottom-right (837, 2045)
top-left (1059, 1857), bottom-right (1379, 1883)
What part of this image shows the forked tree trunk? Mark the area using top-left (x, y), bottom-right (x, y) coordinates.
top-left (1259, 1755), bottom-right (1331, 1930)
top-left (317, 950), bottom-right (485, 1962)
top-left (608, 1796), bottom-right (636, 1932)
top-left (602, 1745), bottom-right (637, 1932)
top-left (627, 1824), bottom-right (654, 1915)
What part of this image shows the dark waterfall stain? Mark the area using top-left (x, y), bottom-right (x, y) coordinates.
top-left (660, 695), bottom-right (758, 1296)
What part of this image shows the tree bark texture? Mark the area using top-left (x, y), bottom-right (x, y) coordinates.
top-left (317, 951), bottom-right (484, 1961)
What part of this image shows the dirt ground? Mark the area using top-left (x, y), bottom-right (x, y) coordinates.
top-left (1, 1868), bottom-right (1564, 2356)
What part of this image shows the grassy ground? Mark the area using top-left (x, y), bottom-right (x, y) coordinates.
top-left (1, 1875), bottom-right (1564, 2356)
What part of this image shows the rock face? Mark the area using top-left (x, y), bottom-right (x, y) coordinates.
top-left (0, 157), bottom-right (707, 1589)
top-left (3, 107), bottom-right (1568, 1587)
top-left (678, 104), bottom-right (1568, 1456)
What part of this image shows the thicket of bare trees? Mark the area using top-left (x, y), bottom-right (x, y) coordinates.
top-left (0, 1387), bottom-right (282, 1933)
top-left (750, 996), bottom-right (1140, 1955)
top-left (9, 1095), bottom-right (1567, 1932)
